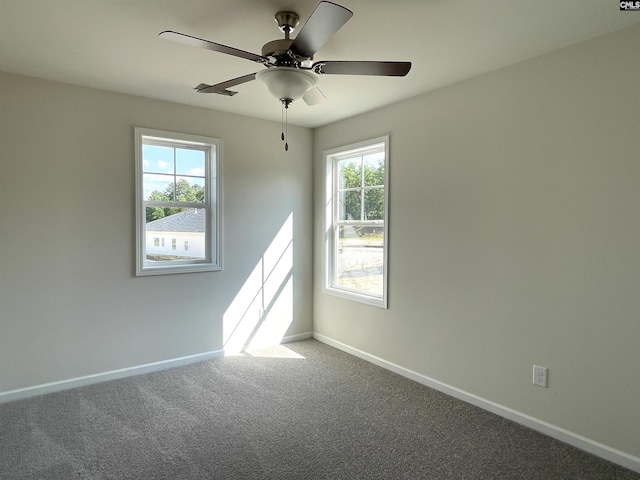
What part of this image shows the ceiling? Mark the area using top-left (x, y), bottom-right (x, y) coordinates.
top-left (1, 0), bottom-right (638, 128)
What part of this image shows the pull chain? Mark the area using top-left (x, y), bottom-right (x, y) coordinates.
top-left (284, 104), bottom-right (289, 151)
top-left (280, 99), bottom-right (292, 152)
top-left (281, 102), bottom-right (285, 142)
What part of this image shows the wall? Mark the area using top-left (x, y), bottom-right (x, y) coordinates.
top-left (313, 25), bottom-right (640, 465)
top-left (0, 72), bottom-right (313, 394)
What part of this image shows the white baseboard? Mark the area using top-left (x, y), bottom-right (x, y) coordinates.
top-left (281, 331), bottom-right (314, 343)
top-left (313, 332), bottom-right (640, 474)
top-left (0, 349), bottom-right (225, 404)
top-left (0, 331), bottom-right (313, 405)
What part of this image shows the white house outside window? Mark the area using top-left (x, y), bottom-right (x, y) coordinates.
top-left (323, 136), bottom-right (389, 307)
top-left (135, 128), bottom-right (222, 275)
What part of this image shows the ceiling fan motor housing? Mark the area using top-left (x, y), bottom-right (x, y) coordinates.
top-left (262, 39), bottom-right (295, 59)
top-left (263, 11), bottom-right (306, 66)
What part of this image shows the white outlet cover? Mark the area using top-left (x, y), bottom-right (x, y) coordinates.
top-left (533, 365), bottom-right (548, 388)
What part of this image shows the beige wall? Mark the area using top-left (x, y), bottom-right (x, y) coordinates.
top-left (0, 72), bottom-right (313, 392)
top-left (313, 25), bottom-right (640, 459)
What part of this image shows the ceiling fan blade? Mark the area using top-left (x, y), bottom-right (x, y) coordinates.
top-left (290, 1), bottom-right (353, 59)
top-left (196, 73), bottom-right (257, 95)
top-left (302, 86), bottom-right (327, 106)
top-left (312, 61), bottom-right (412, 76)
top-left (160, 31), bottom-right (267, 64)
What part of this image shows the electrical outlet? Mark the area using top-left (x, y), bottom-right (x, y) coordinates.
top-left (533, 365), bottom-right (548, 388)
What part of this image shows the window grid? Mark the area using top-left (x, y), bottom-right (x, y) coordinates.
top-left (135, 127), bottom-right (222, 276)
top-left (323, 136), bottom-right (389, 308)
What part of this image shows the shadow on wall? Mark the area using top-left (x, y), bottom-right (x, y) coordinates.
top-left (223, 213), bottom-right (294, 354)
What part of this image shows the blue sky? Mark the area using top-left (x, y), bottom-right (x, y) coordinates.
top-left (143, 145), bottom-right (205, 200)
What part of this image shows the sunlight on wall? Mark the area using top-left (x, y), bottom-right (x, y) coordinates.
top-left (223, 213), bottom-right (294, 354)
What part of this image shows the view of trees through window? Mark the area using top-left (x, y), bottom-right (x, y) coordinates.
top-left (145, 179), bottom-right (205, 222)
top-left (333, 147), bottom-right (386, 298)
top-left (338, 157), bottom-right (384, 222)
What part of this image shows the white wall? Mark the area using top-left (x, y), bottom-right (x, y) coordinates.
top-left (0, 72), bottom-right (313, 393)
top-left (314, 25), bottom-right (640, 463)
top-left (1, 22), bottom-right (638, 471)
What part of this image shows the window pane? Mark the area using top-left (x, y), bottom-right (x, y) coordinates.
top-left (324, 136), bottom-right (388, 306)
top-left (339, 190), bottom-right (361, 221)
top-left (136, 128), bottom-right (221, 275)
top-left (336, 225), bottom-right (384, 296)
top-left (338, 159), bottom-right (362, 189)
top-left (364, 153), bottom-right (384, 187)
top-left (364, 187), bottom-right (384, 220)
top-left (143, 173), bottom-right (173, 201)
top-left (174, 176), bottom-right (206, 203)
top-left (144, 208), bottom-right (206, 261)
top-left (176, 148), bottom-right (205, 176)
top-left (143, 145), bottom-right (174, 173)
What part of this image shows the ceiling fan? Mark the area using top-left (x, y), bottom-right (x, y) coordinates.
top-left (160, 1), bottom-right (411, 104)
top-left (160, 1), bottom-right (411, 149)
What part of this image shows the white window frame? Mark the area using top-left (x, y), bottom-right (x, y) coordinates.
top-left (135, 127), bottom-right (222, 276)
top-left (322, 136), bottom-right (389, 308)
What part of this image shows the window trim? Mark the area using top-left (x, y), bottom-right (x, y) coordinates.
top-left (134, 127), bottom-right (223, 276)
top-left (322, 136), bottom-right (389, 308)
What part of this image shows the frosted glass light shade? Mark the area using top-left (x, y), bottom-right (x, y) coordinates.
top-left (256, 67), bottom-right (318, 102)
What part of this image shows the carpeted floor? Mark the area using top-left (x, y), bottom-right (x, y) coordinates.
top-left (1, 339), bottom-right (638, 479)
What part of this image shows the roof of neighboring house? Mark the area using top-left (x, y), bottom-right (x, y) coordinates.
top-left (146, 208), bottom-right (205, 233)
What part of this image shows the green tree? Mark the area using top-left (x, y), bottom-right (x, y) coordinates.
top-left (146, 180), bottom-right (206, 222)
top-left (338, 160), bottom-right (384, 221)
top-left (364, 160), bottom-right (384, 220)
top-left (146, 190), bottom-right (169, 222)
top-left (165, 179), bottom-right (200, 203)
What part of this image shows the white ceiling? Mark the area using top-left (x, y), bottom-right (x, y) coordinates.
top-left (1, 0), bottom-right (638, 128)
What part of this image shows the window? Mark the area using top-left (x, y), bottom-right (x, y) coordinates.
top-left (135, 128), bottom-right (222, 275)
top-left (323, 136), bottom-right (389, 307)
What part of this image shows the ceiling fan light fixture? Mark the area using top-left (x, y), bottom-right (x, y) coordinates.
top-left (256, 67), bottom-right (318, 103)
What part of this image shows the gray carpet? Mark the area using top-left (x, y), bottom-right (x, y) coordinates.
top-left (1, 339), bottom-right (638, 479)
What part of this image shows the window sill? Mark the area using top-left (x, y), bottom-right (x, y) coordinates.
top-left (322, 285), bottom-right (387, 309)
top-left (136, 263), bottom-right (222, 276)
